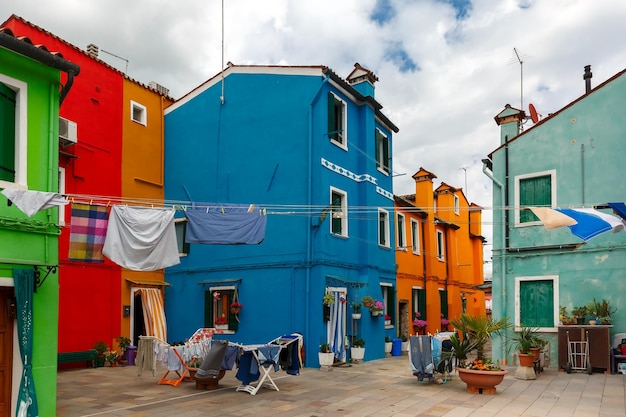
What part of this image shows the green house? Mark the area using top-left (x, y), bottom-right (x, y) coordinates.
top-left (0, 28), bottom-right (78, 417)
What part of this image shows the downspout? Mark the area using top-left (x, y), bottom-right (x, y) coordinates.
top-left (421, 215), bottom-right (427, 290)
top-left (482, 159), bottom-right (506, 361)
top-left (306, 74), bottom-right (330, 346)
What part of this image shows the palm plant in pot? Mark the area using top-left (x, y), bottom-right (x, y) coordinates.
top-left (511, 327), bottom-right (540, 380)
top-left (444, 314), bottom-right (511, 394)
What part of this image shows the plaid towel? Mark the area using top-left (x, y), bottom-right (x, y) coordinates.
top-left (68, 203), bottom-right (109, 262)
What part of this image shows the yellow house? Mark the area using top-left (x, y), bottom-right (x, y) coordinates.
top-left (395, 168), bottom-right (486, 337)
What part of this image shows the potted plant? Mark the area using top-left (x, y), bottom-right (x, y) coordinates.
top-left (571, 306), bottom-right (588, 325)
top-left (116, 336), bottom-right (131, 365)
top-left (93, 341), bottom-right (109, 367)
top-left (589, 298), bottom-right (616, 325)
top-left (230, 301), bottom-right (243, 314)
top-left (511, 327), bottom-right (540, 379)
top-left (351, 338), bottom-right (365, 362)
top-left (351, 301), bottom-right (362, 319)
top-left (214, 316), bottom-right (228, 330)
top-left (384, 314), bottom-right (392, 326)
top-left (446, 314), bottom-right (511, 394)
top-left (441, 314), bottom-right (450, 331)
top-left (559, 306), bottom-right (576, 325)
top-left (323, 293), bottom-right (335, 306)
top-left (361, 295), bottom-right (375, 308)
top-left (384, 336), bottom-right (392, 356)
top-left (319, 342), bottom-right (334, 367)
top-left (401, 334), bottom-right (409, 353)
top-left (369, 301), bottom-right (384, 317)
top-left (413, 311), bottom-right (428, 334)
top-left (105, 350), bottom-right (119, 367)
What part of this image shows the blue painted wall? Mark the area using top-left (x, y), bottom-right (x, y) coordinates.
top-left (164, 67), bottom-right (397, 365)
top-left (488, 70), bottom-right (626, 367)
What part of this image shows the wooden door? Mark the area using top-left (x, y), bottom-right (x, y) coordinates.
top-left (0, 287), bottom-right (15, 417)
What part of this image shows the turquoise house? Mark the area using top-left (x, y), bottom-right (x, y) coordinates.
top-left (164, 64), bottom-right (399, 365)
top-left (483, 67), bottom-right (626, 368)
top-left (0, 28), bottom-right (78, 417)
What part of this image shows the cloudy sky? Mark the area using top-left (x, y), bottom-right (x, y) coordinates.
top-left (2, 0), bottom-right (625, 270)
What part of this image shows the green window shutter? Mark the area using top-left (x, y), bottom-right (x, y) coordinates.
top-left (520, 280), bottom-right (554, 327)
top-left (327, 92), bottom-right (337, 141)
top-left (0, 82), bottom-right (16, 182)
top-left (382, 135), bottom-right (389, 173)
top-left (331, 191), bottom-right (342, 234)
top-left (520, 175), bottom-right (552, 223)
top-left (387, 287), bottom-right (395, 322)
top-left (439, 290), bottom-right (448, 319)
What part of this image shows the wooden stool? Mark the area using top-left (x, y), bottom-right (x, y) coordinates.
top-left (193, 369), bottom-right (226, 390)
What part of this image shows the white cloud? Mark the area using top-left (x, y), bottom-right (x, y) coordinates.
top-left (3, 0), bottom-right (625, 268)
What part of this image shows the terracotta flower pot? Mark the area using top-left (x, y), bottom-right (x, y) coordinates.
top-left (518, 353), bottom-right (535, 367)
top-left (457, 367), bottom-right (507, 395)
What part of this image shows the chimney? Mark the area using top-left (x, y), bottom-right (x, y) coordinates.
top-left (86, 43), bottom-right (99, 58)
top-left (583, 65), bottom-right (592, 94)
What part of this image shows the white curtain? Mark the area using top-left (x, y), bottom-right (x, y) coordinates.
top-left (326, 287), bottom-right (347, 362)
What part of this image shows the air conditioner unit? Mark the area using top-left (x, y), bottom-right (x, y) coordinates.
top-left (59, 117), bottom-right (78, 148)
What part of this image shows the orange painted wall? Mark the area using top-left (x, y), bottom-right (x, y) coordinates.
top-left (119, 80), bottom-right (173, 340)
top-left (395, 168), bottom-right (486, 336)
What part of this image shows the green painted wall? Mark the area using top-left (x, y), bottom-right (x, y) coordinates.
top-left (489, 72), bottom-right (626, 368)
top-left (0, 45), bottom-right (61, 417)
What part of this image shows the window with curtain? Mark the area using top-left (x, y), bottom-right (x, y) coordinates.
top-left (330, 187), bottom-right (348, 237)
top-left (436, 229), bottom-right (445, 261)
top-left (381, 284), bottom-right (395, 324)
top-left (375, 128), bottom-right (390, 174)
top-left (411, 218), bottom-right (420, 254)
top-left (396, 213), bottom-right (406, 250)
top-left (412, 288), bottom-right (426, 320)
top-left (327, 92), bottom-right (346, 148)
top-left (205, 288), bottom-right (238, 331)
top-left (378, 208), bottom-right (389, 247)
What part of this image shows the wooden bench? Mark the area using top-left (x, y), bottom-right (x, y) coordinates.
top-left (58, 350), bottom-right (98, 368)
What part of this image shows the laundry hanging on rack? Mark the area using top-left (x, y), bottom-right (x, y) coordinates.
top-left (1, 188), bottom-right (68, 217)
top-left (68, 203), bottom-right (109, 262)
top-left (185, 204), bottom-right (267, 245)
top-left (103, 205), bottom-right (180, 271)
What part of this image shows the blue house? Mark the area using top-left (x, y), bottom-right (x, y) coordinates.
top-left (164, 63), bottom-right (399, 365)
top-left (483, 66), bottom-right (626, 370)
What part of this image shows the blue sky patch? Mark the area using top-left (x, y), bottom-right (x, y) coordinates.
top-left (385, 42), bottom-right (419, 72)
top-left (371, 0), bottom-right (395, 25)
top-left (438, 0), bottom-right (472, 19)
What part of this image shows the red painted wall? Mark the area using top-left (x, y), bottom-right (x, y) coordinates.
top-left (4, 16), bottom-right (124, 353)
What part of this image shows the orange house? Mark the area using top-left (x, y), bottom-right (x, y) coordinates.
top-left (395, 168), bottom-right (486, 337)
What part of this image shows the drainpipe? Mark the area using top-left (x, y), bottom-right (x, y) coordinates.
top-left (0, 31), bottom-right (80, 104)
top-left (306, 74), bottom-right (330, 349)
top-left (482, 159), bottom-right (507, 361)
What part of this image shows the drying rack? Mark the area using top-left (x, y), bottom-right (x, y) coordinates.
top-left (235, 333), bottom-right (303, 395)
top-left (158, 327), bottom-right (223, 387)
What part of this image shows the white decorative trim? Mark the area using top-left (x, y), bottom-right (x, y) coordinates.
top-left (321, 158), bottom-right (393, 201)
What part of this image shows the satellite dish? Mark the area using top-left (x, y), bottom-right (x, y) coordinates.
top-left (529, 103), bottom-right (539, 123)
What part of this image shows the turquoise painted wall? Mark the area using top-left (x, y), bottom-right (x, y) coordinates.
top-left (0, 46), bottom-right (61, 416)
top-left (489, 71), bottom-right (626, 367)
top-left (164, 69), bottom-right (396, 364)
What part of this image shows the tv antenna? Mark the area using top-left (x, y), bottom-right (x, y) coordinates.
top-left (508, 47), bottom-right (532, 129)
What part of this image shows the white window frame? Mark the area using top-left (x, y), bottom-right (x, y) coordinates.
top-left (329, 92), bottom-right (347, 150)
top-left (58, 167), bottom-right (66, 226)
top-left (378, 208), bottom-right (390, 248)
top-left (436, 229), bottom-right (445, 261)
top-left (0, 74), bottom-right (28, 189)
top-left (454, 194), bottom-right (460, 215)
top-left (130, 100), bottom-right (147, 126)
top-left (411, 218), bottom-right (420, 254)
top-left (514, 275), bottom-right (559, 332)
top-left (375, 128), bottom-right (390, 175)
top-left (514, 169), bottom-right (557, 227)
top-left (174, 218), bottom-right (189, 256)
top-left (396, 213), bottom-right (406, 250)
top-left (381, 282), bottom-right (393, 327)
top-left (330, 186), bottom-right (348, 237)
